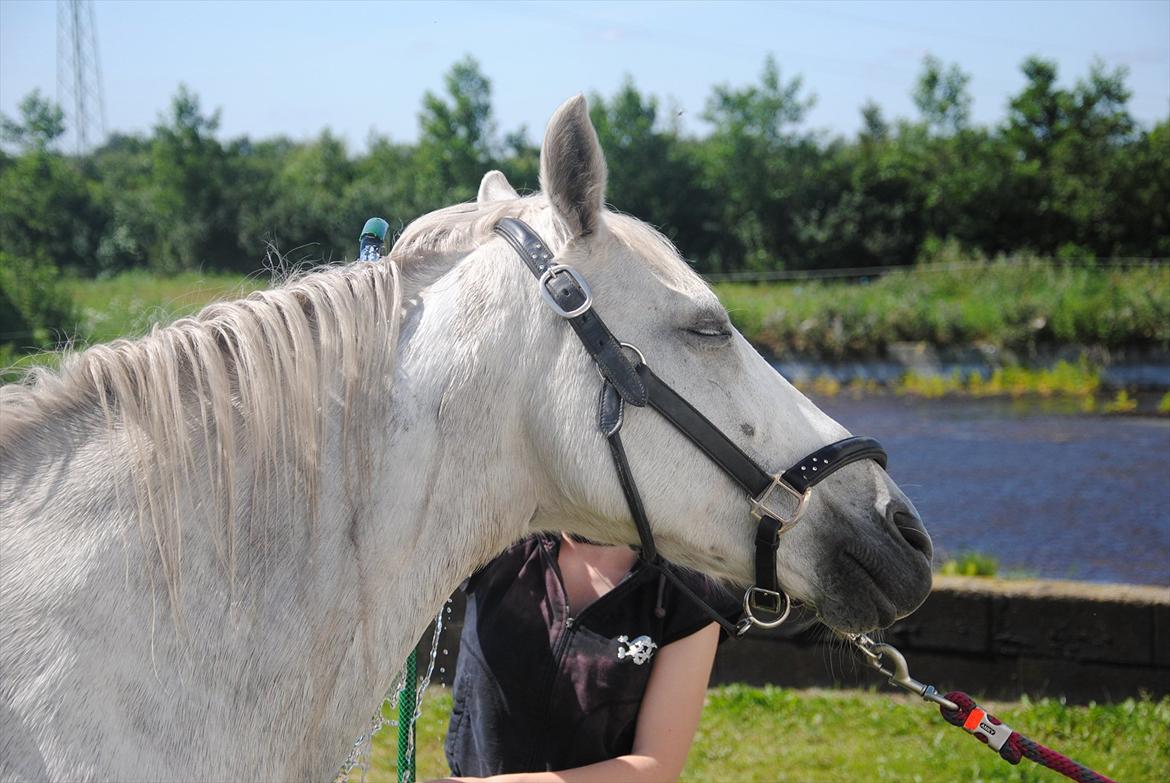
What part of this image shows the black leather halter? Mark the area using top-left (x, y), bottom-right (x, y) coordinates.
top-left (495, 217), bottom-right (888, 636)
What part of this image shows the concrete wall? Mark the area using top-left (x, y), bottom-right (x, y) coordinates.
top-left (711, 576), bottom-right (1170, 704)
top-left (418, 576), bottom-right (1170, 704)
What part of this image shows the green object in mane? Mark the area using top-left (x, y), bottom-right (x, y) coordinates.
top-left (359, 217), bottom-right (391, 262)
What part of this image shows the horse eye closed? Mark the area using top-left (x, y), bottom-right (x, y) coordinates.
top-left (685, 325), bottom-right (733, 341)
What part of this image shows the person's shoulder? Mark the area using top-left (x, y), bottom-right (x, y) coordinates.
top-left (666, 565), bottom-right (741, 614)
top-left (465, 533), bottom-right (551, 592)
top-left (659, 564), bottom-right (742, 645)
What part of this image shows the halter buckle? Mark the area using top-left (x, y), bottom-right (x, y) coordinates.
top-left (742, 587), bottom-right (791, 629)
top-left (539, 264), bottom-right (593, 318)
top-left (749, 475), bottom-right (812, 531)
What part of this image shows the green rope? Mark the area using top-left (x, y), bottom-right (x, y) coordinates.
top-left (396, 650), bottom-right (417, 783)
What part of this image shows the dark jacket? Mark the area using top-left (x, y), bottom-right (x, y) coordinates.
top-left (445, 533), bottom-right (740, 777)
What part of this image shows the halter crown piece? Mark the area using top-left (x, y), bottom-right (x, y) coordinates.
top-left (494, 217), bottom-right (888, 636)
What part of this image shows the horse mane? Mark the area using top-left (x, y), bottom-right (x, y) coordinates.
top-left (0, 192), bottom-right (695, 618)
top-left (391, 193), bottom-right (697, 293)
top-left (390, 194), bottom-right (553, 267)
top-left (0, 258), bottom-right (401, 615)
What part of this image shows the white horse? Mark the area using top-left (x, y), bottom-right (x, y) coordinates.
top-left (0, 96), bottom-right (933, 782)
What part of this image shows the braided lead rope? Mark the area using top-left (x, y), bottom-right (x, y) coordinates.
top-left (396, 650), bottom-right (416, 783)
top-left (939, 691), bottom-right (1117, 783)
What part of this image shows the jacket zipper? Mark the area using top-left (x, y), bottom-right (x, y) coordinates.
top-left (533, 538), bottom-right (646, 769)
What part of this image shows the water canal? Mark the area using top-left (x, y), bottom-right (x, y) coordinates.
top-left (813, 394), bottom-right (1170, 586)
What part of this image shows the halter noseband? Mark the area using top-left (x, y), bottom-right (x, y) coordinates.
top-left (495, 217), bottom-right (888, 636)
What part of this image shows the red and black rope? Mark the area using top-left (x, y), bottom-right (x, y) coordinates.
top-left (939, 691), bottom-right (1117, 783)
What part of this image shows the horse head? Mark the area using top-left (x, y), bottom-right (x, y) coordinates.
top-left (399, 95), bottom-right (933, 634)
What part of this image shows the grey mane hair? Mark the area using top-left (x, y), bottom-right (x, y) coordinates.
top-left (0, 259), bottom-right (400, 621)
top-left (0, 189), bottom-right (699, 626)
top-left (391, 194), bottom-right (556, 268)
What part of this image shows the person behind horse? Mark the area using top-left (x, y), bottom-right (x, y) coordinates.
top-left (436, 531), bottom-right (740, 782)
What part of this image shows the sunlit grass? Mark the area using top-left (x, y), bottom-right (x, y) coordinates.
top-left (716, 261), bottom-right (1170, 359)
top-left (896, 361), bottom-right (1101, 401)
top-left (792, 361), bottom-right (1157, 414)
top-left (938, 552), bottom-right (1000, 577)
top-left (1, 270), bottom-right (268, 382)
top-left (5, 266), bottom-right (1167, 416)
top-left (361, 686), bottom-right (1169, 783)
top-left (66, 269), bottom-right (269, 345)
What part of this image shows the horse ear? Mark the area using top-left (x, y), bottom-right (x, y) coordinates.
top-left (477, 170), bottom-right (519, 204)
top-left (540, 95), bottom-right (607, 237)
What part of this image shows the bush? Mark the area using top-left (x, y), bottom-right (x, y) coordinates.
top-left (0, 253), bottom-right (81, 353)
top-left (938, 551), bottom-right (999, 577)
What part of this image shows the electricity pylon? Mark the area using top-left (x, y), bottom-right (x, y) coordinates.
top-left (56, 0), bottom-right (107, 153)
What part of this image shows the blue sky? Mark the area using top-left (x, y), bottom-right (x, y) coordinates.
top-left (2, 0), bottom-right (1167, 151)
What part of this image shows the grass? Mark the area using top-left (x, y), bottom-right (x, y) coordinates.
top-left (791, 362), bottom-right (1163, 415)
top-left (937, 552), bottom-right (1000, 577)
top-left (354, 686), bottom-right (1170, 783)
top-left (66, 269), bottom-right (269, 345)
top-left (896, 362), bottom-right (1100, 403)
top-left (5, 266), bottom-right (1168, 410)
top-left (715, 261), bottom-right (1170, 360)
top-left (1, 270), bottom-right (268, 382)
top-left (16, 261), bottom-right (1170, 360)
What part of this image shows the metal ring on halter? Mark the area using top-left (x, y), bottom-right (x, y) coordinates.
top-left (742, 587), bottom-right (792, 629)
top-left (749, 475), bottom-right (812, 532)
top-left (596, 342), bottom-right (646, 380)
top-left (539, 264), bottom-right (593, 318)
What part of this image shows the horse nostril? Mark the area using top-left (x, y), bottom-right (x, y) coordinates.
top-left (888, 505), bottom-right (933, 561)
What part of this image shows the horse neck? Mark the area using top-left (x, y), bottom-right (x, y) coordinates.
top-left (295, 279), bottom-right (546, 776)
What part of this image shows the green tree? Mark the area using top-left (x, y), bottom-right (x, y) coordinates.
top-left (913, 55), bottom-right (972, 135)
top-left (254, 131), bottom-right (354, 264)
top-left (0, 91), bottom-right (107, 275)
top-left (415, 56), bottom-right (497, 207)
top-left (1001, 57), bottom-right (1143, 256)
top-left (700, 55), bottom-right (827, 271)
top-left (0, 90), bottom-right (66, 152)
top-left (0, 252), bottom-right (80, 355)
top-left (145, 85), bottom-right (241, 272)
top-left (497, 128), bottom-right (539, 195)
top-left (589, 79), bottom-right (714, 263)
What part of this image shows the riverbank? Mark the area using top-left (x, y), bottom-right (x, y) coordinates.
top-left (714, 260), bottom-right (1170, 362)
top-left (785, 358), bottom-right (1170, 415)
top-left (4, 265), bottom-right (1168, 402)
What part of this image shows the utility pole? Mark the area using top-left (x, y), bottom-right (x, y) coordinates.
top-left (56, 0), bottom-right (107, 153)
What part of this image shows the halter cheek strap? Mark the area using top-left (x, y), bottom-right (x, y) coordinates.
top-left (495, 216), bottom-right (889, 636)
top-left (495, 217), bottom-right (647, 406)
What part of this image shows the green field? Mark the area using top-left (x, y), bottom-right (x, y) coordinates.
top-left (714, 261), bottom-right (1170, 360)
top-left (5, 264), bottom-right (1169, 403)
top-left (57, 262), bottom-right (1170, 356)
top-left (66, 269), bottom-right (269, 345)
top-left (353, 685), bottom-right (1168, 782)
